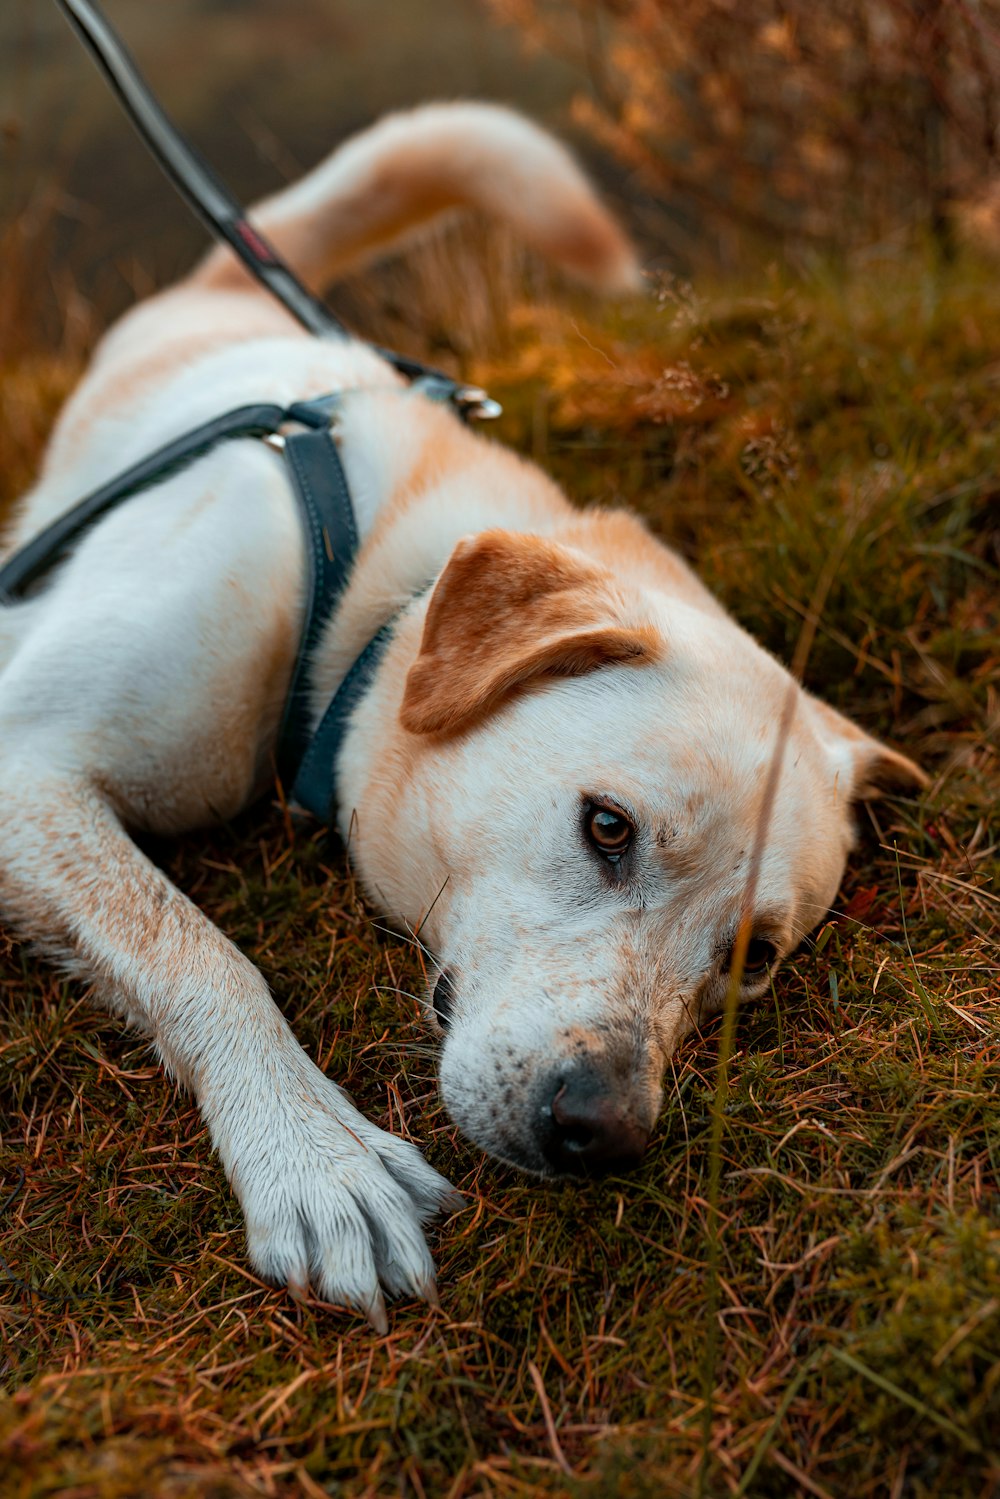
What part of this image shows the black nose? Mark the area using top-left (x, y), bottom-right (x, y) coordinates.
top-left (539, 1064), bottom-right (651, 1176)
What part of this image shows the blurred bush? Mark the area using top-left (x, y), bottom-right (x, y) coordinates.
top-left (485, 0), bottom-right (1000, 265)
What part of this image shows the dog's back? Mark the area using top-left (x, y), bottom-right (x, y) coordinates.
top-left (3, 103), bottom-right (637, 563)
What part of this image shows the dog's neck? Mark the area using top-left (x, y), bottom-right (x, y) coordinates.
top-left (304, 386), bottom-right (574, 714)
top-left (292, 384), bottom-right (571, 842)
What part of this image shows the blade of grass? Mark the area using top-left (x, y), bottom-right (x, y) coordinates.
top-left (828, 1347), bottom-right (985, 1456)
top-left (733, 1350), bottom-right (822, 1497)
top-left (893, 841), bottom-right (945, 1038)
top-left (698, 508), bottom-right (861, 1494)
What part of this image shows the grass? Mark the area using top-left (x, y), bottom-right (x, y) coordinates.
top-left (1, 237), bottom-right (998, 1497)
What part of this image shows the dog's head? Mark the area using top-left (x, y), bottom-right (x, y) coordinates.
top-left (355, 527), bottom-right (926, 1176)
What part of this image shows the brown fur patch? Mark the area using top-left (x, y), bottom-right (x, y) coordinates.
top-left (400, 530), bottom-right (661, 735)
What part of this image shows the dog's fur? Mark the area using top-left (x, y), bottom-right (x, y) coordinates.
top-left (0, 103), bottom-right (925, 1330)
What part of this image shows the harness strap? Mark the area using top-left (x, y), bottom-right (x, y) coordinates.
top-left (0, 403), bottom-right (288, 602)
top-left (276, 424), bottom-right (358, 792)
top-left (291, 618), bottom-right (399, 823)
top-left (0, 385), bottom-right (435, 827)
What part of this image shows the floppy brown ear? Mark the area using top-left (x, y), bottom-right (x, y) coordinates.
top-left (400, 530), bottom-right (660, 735)
top-left (808, 696), bottom-right (929, 801)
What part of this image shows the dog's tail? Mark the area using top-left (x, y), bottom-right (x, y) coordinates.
top-left (192, 102), bottom-right (640, 297)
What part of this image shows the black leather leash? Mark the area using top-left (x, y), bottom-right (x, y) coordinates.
top-left (53, 0), bottom-right (501, 424)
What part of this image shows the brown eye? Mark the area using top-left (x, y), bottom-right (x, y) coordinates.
top-left (745, 938), bottom-right (776, 973)
top-left (728, 937), bottom-right (776, 977)
top-left (586, 804), bottom-right (634, 859)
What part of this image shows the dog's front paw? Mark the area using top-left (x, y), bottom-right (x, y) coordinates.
top-left (228, 1084), bottom-right (462, 1331)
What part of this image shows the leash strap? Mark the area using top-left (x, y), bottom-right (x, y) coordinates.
top-left (54, 0), bottom-right (501, 422)
top-left (277, 422), bottom-right (358, 790)
top-left (56, 0), bottom-right (348, 346)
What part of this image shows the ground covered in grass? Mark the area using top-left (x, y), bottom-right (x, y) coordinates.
top-left (1, 252), bottom-right (998, 1497)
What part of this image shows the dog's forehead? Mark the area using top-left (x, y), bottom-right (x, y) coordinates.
top-left (475, 641), bottom-right (823, 812)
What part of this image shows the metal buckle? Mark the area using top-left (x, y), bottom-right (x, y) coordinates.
top-left (410, 373), bottom-right (503, 421)
top-left (454, 386), bottom-right (503, 421)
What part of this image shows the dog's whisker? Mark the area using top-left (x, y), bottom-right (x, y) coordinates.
top-left (369, 917), bottom-right (437, 967)
top-left (401, 920), bottom-right (438, 966)
top-left (375, 1043), bottom-right (441, 1060)
top-left (372, 983), bottom-right (432, 1010)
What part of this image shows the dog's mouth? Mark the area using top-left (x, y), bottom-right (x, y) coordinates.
top-left (432, 969), bottom-right (456, 1029)
top-left (475, 1115), bottom-right (652, 1180)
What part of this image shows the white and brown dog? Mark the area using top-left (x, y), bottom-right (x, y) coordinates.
top-left (0, 104), bottom-right (925, 1329)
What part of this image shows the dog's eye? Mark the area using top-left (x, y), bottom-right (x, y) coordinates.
top-left (585, 804), bottom-right (634, 859)
top-left (726, 937), bottom-right (776, 978)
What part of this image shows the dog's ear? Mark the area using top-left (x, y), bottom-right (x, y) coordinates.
top-left (807, 695), bottom-right (929, 801)
top-left (400, 530), bottom-right (660, 735)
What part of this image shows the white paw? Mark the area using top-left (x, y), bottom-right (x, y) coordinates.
top-left (224, 1074), bottom-right (462, 1331)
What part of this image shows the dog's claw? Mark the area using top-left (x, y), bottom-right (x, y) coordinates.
top-left (421, 1278), bottom-right (441, 1311)
top-left (366, 1290), bottom-right (389, 1335)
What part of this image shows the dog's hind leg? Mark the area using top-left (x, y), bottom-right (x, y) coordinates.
top-left (0, 761), bottom-right (459, 1327)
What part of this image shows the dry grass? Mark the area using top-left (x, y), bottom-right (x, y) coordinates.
top-left (1, 232), bottom-right (998, 1496)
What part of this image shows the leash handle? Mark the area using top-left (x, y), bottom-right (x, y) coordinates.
top-left (54, 0), bottom-right (501, 421)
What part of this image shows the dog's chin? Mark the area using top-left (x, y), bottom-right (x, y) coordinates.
top-left (491, 1150), bottom-right (618, 1182)
top-left (483, 1139), bottom-right (562, 1179)
top-left (442, 1103), bottom-right (554, 1178)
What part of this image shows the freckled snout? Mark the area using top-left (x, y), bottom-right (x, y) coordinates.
top-left (537, 1061), bottom-right (652, 1176)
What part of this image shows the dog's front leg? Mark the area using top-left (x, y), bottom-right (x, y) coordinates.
top-left (0, 771), bottom-right (459, 1328)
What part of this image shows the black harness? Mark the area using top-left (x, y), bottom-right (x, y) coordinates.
top-left (0, 380), bottom-right (456, 824)
top-left (0, 0), bottom-right (500, 825)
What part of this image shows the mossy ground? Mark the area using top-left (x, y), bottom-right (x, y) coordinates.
top-left (1, 244), bottom-right (997, 1497)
